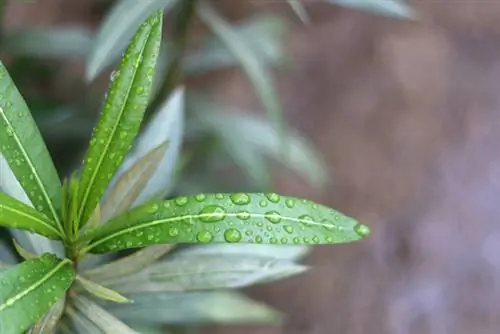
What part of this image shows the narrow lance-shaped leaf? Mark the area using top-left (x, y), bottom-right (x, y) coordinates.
top-left (75, 275), bottom-right (131, 304)
top-left (77, 10), bottom-right (163, 228)
top-left (0, 192), bottom-right (62, 240)
top-left (13, 238), bottom-right (37, 260)
top-left (287, 0), bottom-right (310, 24)
top-left (326, 0), bottom-right (415, 19)
top-left (81, 193), bottom-right (371, 254)
top-left (197, 2), bottom-right (286, 144)
top-left (0, 61), bottom-right (63, 232)
top-left (0, 253), bottom-right (75, 333)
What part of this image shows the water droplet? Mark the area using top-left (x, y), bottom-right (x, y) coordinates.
top-left (168, 227), bottom-right (179, 237)
top-left (245, 230), bottom-right (253, 236)
top-left (196, 230), bottom-right (213, 243)
top-left (265, 193), bottom-right (280, 203)
top-left (266, 226), bottom-right (273, 232)
top-left (147, 234), bottom-right (154, 241)
top-left (265, 211), bottom-right (282, 224)
top-left (325, 236), bottom-right (333, 243)
top-left (89, 138), bottom-right (96, 146)
top-left (255, 235), bottom-right (263, 243)
top-left (259, 200), bottom-right (268, 207)
top-left (36, 205), bottom-right (44, 211)
top-left (230, 193), bottom-right (251, 205)
top-left (148, 204), bottom-right (159, 213)
top-left (199, 205), bottom-right (226, 223)
top-left (136, 86), bottom-right (145, 94)
top-left (270, 237), bottom-right (278, 244)
top-left (283, 225), bottom-right (294, 234)
top-left (6, 127), bottom-right (13, 136)
top-left (354, 223), bottom-right (371, 237)
top-left (163, 201), bottom-right (171, 208)
top-left (299, 215), bottom-right (315, 227)
top-left (312, 203), bottom-right (319, 209)
top-left (110, 70), bottom-right (119, 81)
top-left (236, 211), bottom-right (251, 220)
top-left (175, 197), bottom-right (188, 206)
top-left (293, 237), bottom-right (300, 244)
top-left (257, 222), bottom-right (264, 228)
top-left (285, 199), bottom-right (295, 208)
top-left (280, 237), bottom-right (288, 244)
top-left (195, 193), bottom-right (206, 202)
top-left (312, 236), bottom-right (320, 243)
top-left (119, 131), bottom-right (128, 139)
top-left (215, 193), bottom-right (224, 199)
top-left (224, 228), bottom-right (242, 243)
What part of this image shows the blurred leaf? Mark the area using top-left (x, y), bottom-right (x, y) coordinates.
top-left (81, 193), bottom-right (370, 254)
top-left (327, 0), bottom-right (415, 19)
top-left (71, 294), bottom-right (139, 333)
top-left (106, 291), bottom-right (281, 325)
top-left (0, 254), bottom-right (75, 333)
top-left (287, 0), bottom-right (310, 24)
top-left (102, 247), bottom-right (308, 293)
top-left (28, 297), bottom-right (65, 334)
top-left (83, 244), bottom-right (173, 282)
top-left (86, 0), bottom-right (179, 81)
top-left (198, 2), bottom-right (286, 144)
top-left (2, 27), bottom-right (92, 58)
top-left (0, 61), bottom-right (63, 231)
top-left (0, 192), bottom-right (62, 239)
top-left (185, 14), bottom-right (287, 75)
top-left (77, 11), bottom-right (163, 228)
top-left (12, 238), bottom-right (36, 260)
top-left (65, 304), bottom-right (105, 333)
top-left (0, 240), bottom-right (16, 265)
top-left (188, 96), bottom-right (329, 189)
top-left (76, 275), bottom-right (131, 303)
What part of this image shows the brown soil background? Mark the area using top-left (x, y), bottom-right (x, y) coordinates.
top-left (5, 0), bottom-right (500, 333)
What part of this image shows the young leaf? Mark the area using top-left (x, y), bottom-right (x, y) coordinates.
top-left (287, 0), bottom-right (310, 24)
top-left (75, 275), bottom-right (131, 303)
top-left (81, 193), bottom-right (371, 254)
top-left (71, 294), bottom-right (139, 333)
top-left (0, 254), bottom-right (75, 333)
top-left (326, 0), bottom-right (415, 19)
top-left (13, 238), bottom-right (36, 260)
top-left (28, 297), bottom-right (65, 334)
top-left (82, 244), bottom-right (173, 282)
top-left (106, 291), bottom-right (281, 325)
top-left (0, 62), bottom-right (63, 232)
top-left (197, 2), bottom-right (286, 143)
top-left (101, 251), bottom-right (308, 293)
top-left (86, 0), bottom-right (179, 81)
top-left (77, 10), bottom-right (163, 228)
top-left (0, 192), bottom-right (63, 240)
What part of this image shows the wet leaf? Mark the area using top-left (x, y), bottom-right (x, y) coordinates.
top-left (77, 10), bottom-right (163, 228)
top-left (86, 0), bottom-right (179, 81)
top-left (28, 297), bottom-right (65, 334)
top-left (0, 61), bottom-right (63, 232)
top-left (75, 275), bottom-right (131, 303)
top-left (81, 193), bottom-right (370, 254)
top-left (0, 254), bottom-right (75, 333)
top-left (0, 192), bottom-right (62, 240)
top-left (327, 0), bottom-right (415, 19)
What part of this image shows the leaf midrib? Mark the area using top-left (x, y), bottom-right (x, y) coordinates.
top-left (0, 259), bottom-right (70, 312)
top-left (78, 22), bottom-right (155, 225)
top-left (84, 212), bottom-right (340, 252)
top-left (0, 108), bottom-right (62, 233)
top-left (0, 203), bottom-right (61, 237)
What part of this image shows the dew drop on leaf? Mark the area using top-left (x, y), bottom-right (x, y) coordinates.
top-left (215, 193), bottom-right (224, 199)
top-left (283, 225), bottom-right (294, 234)
top-left (270, 237), bottom-right (278, 244)
top-left (168, 227), bottom-right (179, 237)
top-left (148, 204), bottom-right (159, 213)
top-left (224, 228), bottom-right (242, 243)
top-left (354, 223), bottom-right (371, 237)
top-left (199, 205), bottom-right (226, 223)
top-left (175, 197), bottom-right (188, 206)
top-left (196, 230), bottom-right (213, 243)
top-left (236, 211), bottom-right (251, 220)
top-left (280, 237), bottom-right (288, 244)
top-left (265, 193), bottom-right (280, 203)
top-left (230, 193), bottom-right (251, 205)
top-left (285, 199), bottom-right (295, 208)
top-left (195, 193), bottom-right (206, 202)
top-left (325, 236), bottom-right (333, 243)
top-left (255, 235), bottom-right (263, 243)
top-left (265, 211), bottom-right (282, 224)
top-left (293, 237), bottom-right (300, 244)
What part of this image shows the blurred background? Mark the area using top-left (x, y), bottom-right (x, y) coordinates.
top-left (3, 0), bottom-right (500, 333)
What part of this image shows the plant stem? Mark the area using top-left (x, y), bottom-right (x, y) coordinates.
top-left (146, 0), bottom-right (197, 118)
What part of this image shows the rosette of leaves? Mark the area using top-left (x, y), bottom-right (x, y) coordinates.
top-left (0, 10), bottom-right (371, 334)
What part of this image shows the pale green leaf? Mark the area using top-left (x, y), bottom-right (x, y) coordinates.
top-left (81, 193), bottom-right (370, 254)
top-left (82, 244), bottom-right (173, 282)
top-left (0, 254), bottom-right (75, 333)
top-left (76, 275), bottom-right (131, 303)
top-left (0, 192), bottom-right (62, 239)
top-left (28, 297), bottom-right (65, 334)
top-left (86, 0), bottom-right (179, 81)
top-left (2, 27), bottom-right (92, 58)
top-left (197, 2), bottom-right (286, 142)
top-left (287, 0), bottom-right (310, 24)
top-left (77, 10), bottom-right (163, 228)
top-left (13, 238), bottom-right (36, 260)
top-left (106, 291), bottom-right (281, 325)
top-left (65, 304), bottom-right (104, 334)
top-left (327, 0), bottom-right (415, 19)
top-left (71, 294), bottom-right (139, 333)
top-left (0, 61), bottom-right (63, 232)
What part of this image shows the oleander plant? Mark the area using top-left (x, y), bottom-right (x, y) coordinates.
top-left (0, 2), bottom-right (427, 333)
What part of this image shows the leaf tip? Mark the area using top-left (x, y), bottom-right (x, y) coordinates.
top-left (354, 223), bottom-right (371, 238)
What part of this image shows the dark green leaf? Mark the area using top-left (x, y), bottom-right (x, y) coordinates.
top-left (77, 10), bottom-right (163, 228)
top-left (0, 61), bottom-right (63, 232)
top-left (81, 193), bottom-right (370, 254)
top-left (0, 254), bottom-right (75, 333)
top-left (0, 192), bottom-right (62, 239)
top-left (28, 297), bottom-right (65, 334)
top-left (327, 0), bottom-right (415, 19)
top-left (86, 0), bottom-right (179, 81)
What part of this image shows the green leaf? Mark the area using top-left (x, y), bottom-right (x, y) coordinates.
top-left (100, 247), bottom-right (308, 293)
top-left (0, 61), bottom-right (63, 232)
top-left (77, 10), bottom-right (163, 228)
top-left (197, 2), bottom-right (286, 143)
top-left (0, 192), bottom-right (62, 239)
top-left (13, 238), bottom-right (37, 260)
top-left (28, 297), bottom-right (65, 334)
top-left (76, 275), bottom-right (131, 303)
top-left (2, 27), bottom-right (92, 58)
top-left (0, 254), bottom-right (75, 333)
top-left (86, 0), bottom-right (179, 81)
top-left (82, 244), bottom-right (173, 282)
top-left (81, 193), bottom-right (370, 254)
top-left (327, 0), bottom-right (415, 19)
top-left (71, 294), bottom-right (139, 333)
top-left (287, 0), bottom-right (310, 24)
top-left (106, 291), bottom-right (281, 325)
